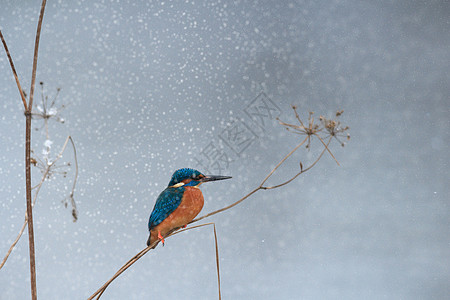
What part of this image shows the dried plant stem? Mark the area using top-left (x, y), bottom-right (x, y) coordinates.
top-left (190, 136), bottom-right (309, 224)
top-left (0, 136), bottom-right (78, 270)
top-left (25, 110), bottom-right (37, 300)
top-left (1, 1), bottom-right (49, 299)
top-left (261, 136), bottom-right (332, 190)
top-left (315, 134), bottom-right (340, 166)
top-left (88, 135), bottom-right (335, 299)
top-left (0, 31), bottom-right (27, 110)
top-left (0, 169), bottom-right (46, 270)
top-left (0, 221), bottom-right (27, 270)
top-left (28, 0), bottom-right (47, 110)
top-left (68, 137), bottom-right (79, 219)
top-left (213, 224), bottom-right (221, 300)
top-left (260, 136), bottom-right (308, 186)
top-left (89, 223), bottom-right (220, 300)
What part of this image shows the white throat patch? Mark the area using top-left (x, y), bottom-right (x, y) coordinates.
top-left (171, 182), bottom-right (185, 188)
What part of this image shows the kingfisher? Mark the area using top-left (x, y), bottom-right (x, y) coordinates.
top-left (147, 168), bottom-right (231, 248)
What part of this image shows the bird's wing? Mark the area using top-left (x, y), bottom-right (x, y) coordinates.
top-left (148, 187), bottom-right (184, 230)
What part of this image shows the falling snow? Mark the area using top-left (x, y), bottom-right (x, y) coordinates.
top-left (0, 1), bottom-right (449, 299)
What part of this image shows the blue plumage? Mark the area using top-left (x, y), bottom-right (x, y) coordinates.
top-left (148, 187), bottom-right (185, 230)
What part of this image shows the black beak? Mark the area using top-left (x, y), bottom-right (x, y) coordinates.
top-left (200, 175), bottom-right (232, 182)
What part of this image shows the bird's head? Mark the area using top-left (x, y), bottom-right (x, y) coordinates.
top-left (168, 168), bottom-right (231, 188)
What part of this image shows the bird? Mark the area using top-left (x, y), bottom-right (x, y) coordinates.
top-left (147, 168), bottom-right (231, 248)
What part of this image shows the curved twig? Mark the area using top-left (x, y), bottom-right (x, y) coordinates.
top-left (89, 223), bottom-right (219, 300)
top-left (261, 136), bottom-right (333, 190)
top-left (189, 137), bottom-right (309, 225)
top-left (0, 31), bottom-right (27, 110)
top-left (0, 135), bottom-right (78, 270)
top-left (28, 0), bottom-right (47, 110)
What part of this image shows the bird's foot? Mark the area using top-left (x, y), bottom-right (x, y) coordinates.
top-left (182, 225), bottom-right (187, 229)
top-left (158, 231), bottom-right (165, 246)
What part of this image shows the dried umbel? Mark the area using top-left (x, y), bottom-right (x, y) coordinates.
top-left (319, 110), bottom-right (350, 147)
top-left (277, 106), bottom-right (350, 165)
top-left (279, 106), bottom-right (350, 148)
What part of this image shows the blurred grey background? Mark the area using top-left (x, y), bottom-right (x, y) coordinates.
top-left (0, 0), bottom-right (448, 299)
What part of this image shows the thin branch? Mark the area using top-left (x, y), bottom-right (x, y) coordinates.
top-left (0, 168), bottom-right (48, 270)
top-left (67, 136), bottom-right (79, 221)
top-left (315, 134), bottom-right (340, 166)
top-left (293, 106), bottom-right (305, 127)
top-left (261, 136), bottom-right (332, 190)
top-left (192, 139), bottom-right (312, 225)
top-left (259, 136), bottom-right (308, 187)
top-left (0, 30), bottom-right (28, 110)
top-left (88, 223), bottom-right (218, 300)
top-left (213, 224), bottom-right (221, 300)
top-left (24, 1), bottom-right (48, 298)
top-left (191, 186), bottom-right (261, 226)
top-left (188, 137), bottom-right (309, 225)
top-left (28, 0), bottom-right (47, 110)
top-left (0, 136), bottom-right (78, 270)
top-left (0, 221), bottom-right (27, 270)
top-left (25, 115), bottom-right (37, 300)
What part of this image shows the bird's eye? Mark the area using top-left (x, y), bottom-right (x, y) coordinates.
top-left (192, 175), bottom-right (203, 181)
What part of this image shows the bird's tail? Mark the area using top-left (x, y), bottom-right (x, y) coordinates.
top-left (146, 234), bottom-right (158, 249)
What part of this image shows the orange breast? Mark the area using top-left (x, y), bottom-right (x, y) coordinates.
top-left (150, 187), bottom-right (204, 242)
